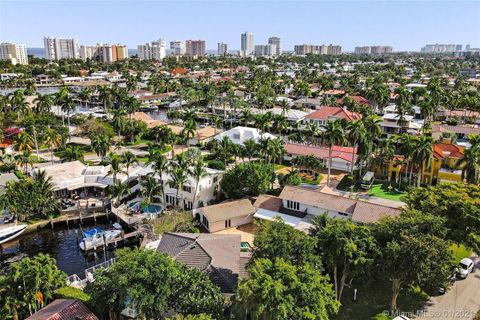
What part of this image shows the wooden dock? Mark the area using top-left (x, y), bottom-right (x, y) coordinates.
top-left (49, 211), bottom-right (108, 228)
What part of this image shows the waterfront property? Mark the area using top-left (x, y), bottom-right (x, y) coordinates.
top-left (31, 161), bottom-right (144, 213)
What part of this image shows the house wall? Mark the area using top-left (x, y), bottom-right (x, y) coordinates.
top-left (281, 199), bottom-right (352, 219)
top-left (205, 214), bottom-right (254, 233)
top-left (160, 172), bottom-right (222, 209)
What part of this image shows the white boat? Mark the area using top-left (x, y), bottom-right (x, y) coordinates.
top-left (0, 224), bottom-right (27, 244)
top-left (79, 228), bottom-right (122, 251)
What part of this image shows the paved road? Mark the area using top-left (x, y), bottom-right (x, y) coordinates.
top-left (416, 255), bottom-right (480, 320)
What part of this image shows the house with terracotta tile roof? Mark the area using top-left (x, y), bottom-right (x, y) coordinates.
top-left (337, 95), bottom-right (370, 106)
top-left (305, 106), bottom-right (361, 126)
top-left (26, 299), bottom-right (98, 320)
top-left (284, 143), bottom-right (357, 172)
top-left (387, 139), bottom-right (465, 185)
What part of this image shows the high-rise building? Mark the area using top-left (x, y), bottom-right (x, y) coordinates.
top-left (80, 45), bottom-right (96, 60)
top-left (421, 43), bottom-right (460, 53)
top-left (455, 44), bottom-right (463, 52)
top-left (0, 42), bottom-right (28, 65)
top-left (217, 42), bottom-right (228, 56)
top-left (241, 32), bottom-right (254, 56)
top-left (91, 44), bottom-right (128, 63)
top-left (170, 41), bottom-right (186, 56)
top-left (138, 39), bottom-right (166, 60)
top-left (114, 45), bottom-right (128, 61)
top-left (254, 44), bottom-right (277, 57)
top-left (268, 37), bottom-right (282, 56)
top-left (356, 46), bottom-right (392, 55)
top-left (44, 37), bottom-right (79, 60)
top-left (294, 44), bottom-right (342, 55)
top-left (185, 40), bottom-right (206, 57)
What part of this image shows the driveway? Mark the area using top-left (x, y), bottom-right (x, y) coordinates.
top-left (416, 254), bottom-right (480, 320)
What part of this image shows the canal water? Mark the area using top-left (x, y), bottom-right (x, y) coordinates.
top-left (0, 219), bottom-right (119, 278)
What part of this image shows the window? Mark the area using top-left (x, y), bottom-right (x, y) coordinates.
top-left (286, 200), bottom-right (300, 211)
top-left (213, 176), bottom-right (218, 183)
top-left (225, 219), bottom-right (231, 228)
top-left (338, 212), bottom-right (349, 217)
top-left (182, 186), bottom-right (192, 193)
top-left (166, 194), bottom-right (176, 205)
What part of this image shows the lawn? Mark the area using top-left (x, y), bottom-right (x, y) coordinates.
top-left (299, 171), bottom-right (323, 185)
top-left (273, 164), bottom-right (287, 171)
top-left (451, 243), bottom-right (473, 263)
top-left (335, 279), bottom-right (429, 320)
top-left (368, 184), bottom-right (405, 202)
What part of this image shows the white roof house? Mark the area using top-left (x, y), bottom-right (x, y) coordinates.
top-left (31, 161), bottom-right (145, 192)
top-left (268, 108), bottom-right (311, 123)
top-left (214, 126), bottom-right (276, 145)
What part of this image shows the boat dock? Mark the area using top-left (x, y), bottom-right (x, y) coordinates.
top-left (79, 228), bottom-right (149, 253)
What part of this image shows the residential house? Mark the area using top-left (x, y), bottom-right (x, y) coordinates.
top-left (284, 143), bottom-right (357, 172)
top-left (387, 140), bottom-right (465, 185)
top-left (188, 126), bottom-right (220, 146)
top-left (156, 233), bottom-right (251, 293)
top-left (253, 186), bottom-right (402, 231)
top-left (143, 166), bottom-right (223, 210)
top-left (305, 106), bottom-right (361, 126)
top-left (214, 126), bottom-right (276, 145)
top-left (26, 299), bottom-right (98, 320)
top-left (380, 113), bottom-right (422, 135)
top-left (193, 199), bottom-right (255, 233)
top-left (431, 123), bottom-right (480, 142)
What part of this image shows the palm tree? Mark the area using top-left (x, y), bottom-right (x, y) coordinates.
top-left (97, 85), bottom-right (112, 113)
top-left (60, 95), bottom-right (76, 143)
top-left (33, 93), bottom-right (53, 114)
top-left (267, 138), bottom-right (285, 166)
top-left (78, 88), bottom-right (92, 108)
top-left (397, 133), bottom-right (416, 185)
top-left (91, 135), bottom-right (111, 159)
top-left (347, 119), bottom-right (367, 175)
top-left (111, 108), bottom-right (127, 137)
top-left (146, 149), bottom-right (169, 205)
top-left (140, 173), bottom-right (163, 205)
top-left (181, 119), bottom-right (197, 144)
top-left (254, 112), bottom-right (273, 134)
top-left (461, 134), bottom-right (480, 184)
top-left (215, 136), bottom-right (233, 167)
top-left (43, 128), bottom-right (61, 164)
top-left (190, 159), bottom-right (207, 208)
top-left (168, 166), bottom-right (188, 209)
top-left (305, 122), bottom-right (321, 145)
top-left (105, 153), bottom-right (126, 182)
top-left (31, 170), bottom-right (58, 217)
top-left (13, 131), bottom-right (35, 153)
top-left (211, 115), bottom-right (223, 134)
top-left (412, 135), bottom-right (433, 187)
top-left (15, 151), bottom-right (33, 174)
top-left (242, 138), bottom-right (258, 161)
top-left (60, 145), bottom-right (84, 162)
top-left (121, 151), bottom-right (138, 177)
top-left (321, 119), bottom-right (347, 186)
top-left (109, 181), bottom-right (129, 207)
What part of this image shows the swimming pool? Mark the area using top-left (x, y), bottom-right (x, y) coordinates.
top-left (128, 202), bottom-right (162, 215)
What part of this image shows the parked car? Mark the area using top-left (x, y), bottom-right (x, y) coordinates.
top-left (437, 267), bottom-right (458, 294)
top-left (456, 258), bottom-right (474, 279)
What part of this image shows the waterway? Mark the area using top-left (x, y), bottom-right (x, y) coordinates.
top-left (0, 219), bottom-right (120, 278)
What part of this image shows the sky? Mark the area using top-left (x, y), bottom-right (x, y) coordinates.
top-left (0, 0), bottom-right (479, 52)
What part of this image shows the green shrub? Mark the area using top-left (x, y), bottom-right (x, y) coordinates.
top-left (55, 286), bottom-right (91, 304)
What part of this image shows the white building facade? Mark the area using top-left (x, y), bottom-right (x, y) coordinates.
top-left (44, 37), bottom-right (80, 60)
top-left (170, 41), bottom-right (186, 56)
top-left (138, 39), bottom-right (166, 60)
top-left (0, 42), bottom-right (28, 65)
top-left (241, 32), bottom-right (254, 56)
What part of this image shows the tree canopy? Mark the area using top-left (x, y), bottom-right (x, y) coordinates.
top-left (221, 162), bottom-right (275, 198)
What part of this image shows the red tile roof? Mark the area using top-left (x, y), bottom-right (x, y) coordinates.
top-left (306, 106), bottom-right (361, 121)
top-left (433, 143), bottom-right (465, 160)
top-left (26, 299), bottom-right (98, 320)
top-left (337, 95), bottom-right (370, 105)
top-left (285, 143), bottom-right (357, 162)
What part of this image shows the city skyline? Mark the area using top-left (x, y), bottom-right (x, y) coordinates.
top-left (1, 1), bottom-right (479, 51)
